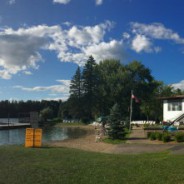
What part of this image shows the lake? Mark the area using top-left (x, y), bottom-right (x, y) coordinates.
top-left (0, 126), bottom-right (87, 145)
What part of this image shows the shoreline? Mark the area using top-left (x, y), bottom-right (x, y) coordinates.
top-left (46, 124), bottom-right (184, 154)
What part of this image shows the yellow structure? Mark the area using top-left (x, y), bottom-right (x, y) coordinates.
top-left (34, 128), bottom-right (42, 147)
top-left (25, 128), bottom-right (42, 148)
top-left (25, 128), bottom-right (34, 148)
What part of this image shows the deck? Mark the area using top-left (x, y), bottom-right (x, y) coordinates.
top-left (0, 123), bottom-right (31, 130)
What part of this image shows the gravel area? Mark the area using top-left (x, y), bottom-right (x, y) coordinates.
top-left (47, 125), bottom-right (184, 154)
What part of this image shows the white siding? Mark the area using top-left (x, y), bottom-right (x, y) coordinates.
top-left (163, 99), bottom-right (184, 121)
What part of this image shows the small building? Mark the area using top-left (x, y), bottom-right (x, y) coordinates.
top-left (161, 95), bottom-right (184, 123)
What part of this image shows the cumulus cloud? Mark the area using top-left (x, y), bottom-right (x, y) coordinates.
top-left (84, 40), bottom-right (125, 61)
top-left (0, 34), bottom-right (45, 78)
top-left (0, 21), bottom-right (124, 79)
top-left (48, 20), bottom-right (118, 65)
top-left (131, 22), bottom-right (184, 43)
top-left (129, 22), bottom-right (184, 53)
top-left (172, 80), bottom-right (184, 90)
top-left (0, 25), bottom-right (61, 79)
top-left (53, 0), bottom-right (71, 4)
top-left (131, 34), bottom-right (152, 53)
top-left (67, 21), bottom-right (114, 47)
top-left (96, 0), bottom-right (103, 5)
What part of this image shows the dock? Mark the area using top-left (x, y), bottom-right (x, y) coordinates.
top-left (0, 123), bottom-right (31, 130)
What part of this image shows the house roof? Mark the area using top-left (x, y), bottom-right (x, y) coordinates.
top-left (159, 95), bottom-right (184, 100)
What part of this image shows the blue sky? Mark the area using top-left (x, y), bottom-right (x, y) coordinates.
top-left (0, 0), bottom-right (184, 101)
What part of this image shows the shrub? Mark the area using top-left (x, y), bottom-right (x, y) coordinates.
top-left (162, 133), bottom-right (171, 143)
top-left (149, 132), bottom-right (156, 140)
top-left (147, 132), bottom-right (152, 138)
top-left (155, 132), bottom-right (163, 141)
top-left (175, 132), bottom-right (184, 142)
top-left (144, 124), bottom-right (149, 128)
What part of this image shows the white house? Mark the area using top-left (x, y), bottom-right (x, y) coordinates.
top-left (162, 95), bottom-right (184, 123)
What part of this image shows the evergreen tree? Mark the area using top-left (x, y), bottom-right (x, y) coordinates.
top-left (82, 56), bottom-right (99, 120)
top-left (70, 66), bottom-right (82, 99)
top-left (69, 66), bottom-right (82, 120)
top-left (57, 100), bottom-right (63, 119)
top-left (108, 103), bottom-right (126, 140)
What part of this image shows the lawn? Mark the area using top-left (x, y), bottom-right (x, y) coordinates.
top-left (0, 146), bottom-right (184, 184)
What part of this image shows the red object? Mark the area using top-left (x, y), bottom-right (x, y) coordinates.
top-left (131, 94), bottom-right (140, 103)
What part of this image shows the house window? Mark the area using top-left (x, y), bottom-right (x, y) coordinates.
top-left (168, 100), bottom-right (182, 111)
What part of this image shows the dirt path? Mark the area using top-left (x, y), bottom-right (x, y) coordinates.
top-left (46, 125), bottom-right (184, 154)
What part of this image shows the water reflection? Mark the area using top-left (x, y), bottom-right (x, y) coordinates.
top-left (0, 127), bottom-right (87, 145)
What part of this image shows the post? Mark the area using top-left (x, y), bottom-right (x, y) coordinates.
top-left (8, 114), bottom-right (10, 127)
top-left (129, 90), bottom-right (133, 131)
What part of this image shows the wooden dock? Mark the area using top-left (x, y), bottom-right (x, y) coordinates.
top-left (0, 123), bottom-right (31, 130)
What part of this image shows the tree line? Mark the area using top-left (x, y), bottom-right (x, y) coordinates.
top-left (63, 56), bottom-right (184, 123)
top-left (0, 56), bottom-right (183, 123)
top-left (0, 100), bottom-right (62, 119)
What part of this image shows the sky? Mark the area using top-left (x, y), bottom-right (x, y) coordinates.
top-left (0, 0), bottom-right (184, 101)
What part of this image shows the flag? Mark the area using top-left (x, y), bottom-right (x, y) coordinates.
top-left (131, 94), bottom-right (140, 103)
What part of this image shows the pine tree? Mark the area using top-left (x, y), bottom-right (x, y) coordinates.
top-left (69, 66), bottom-right (82, 119)
top-left (108, 103), bottom-right (126, 140)
top-left (82, 56), bottom-right (98, 120)
top-left (70, 66), bottom-right (82, 99)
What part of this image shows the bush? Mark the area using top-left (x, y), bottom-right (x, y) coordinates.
top-left (147, 132), bottom-right (152, 138)
top-left (162, 133), bottom-right (171, 143)
top-left (155, 132), bottom-right (163, 141)
top-left (175, 132), bottom-right (184, 142)
top-left (144, 124), bottom-right (149, 128)
top-left (149, 132), bottom-right (156, 140)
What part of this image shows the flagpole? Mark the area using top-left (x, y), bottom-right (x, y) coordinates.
top-left (129, 90), bottom-right (133, 131)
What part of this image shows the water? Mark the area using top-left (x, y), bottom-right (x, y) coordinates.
top-left (0, 118), bottom-right (19, 124)
top-left (0, 126), bottom-right (87, 145)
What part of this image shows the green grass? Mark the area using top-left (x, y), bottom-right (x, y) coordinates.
top-left (102, 138), bottom-right (126, 144)
top-left (1, 146), bottom-right (184, 184)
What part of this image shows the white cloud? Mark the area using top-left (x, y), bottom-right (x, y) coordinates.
top-left (67, 21), bottom-right (114, 47)
top-left (96, 0), bottom-right (103, 5)
top-left (123, 32), bottom-right (130, 40)
top-left (128, 22), bottom-right (184, 53)
top-left (23, 71), bottom-right (32, 75)
top-left (131, 22), bottom-right (184, 44)
top-left (0, 25), bottom-right (61, 79)
top-left (53, 0), bottom-right (103, 5)
top-left (8, 0), bottom-right (16, 5)
top-left (0, 21), bottom-right (125, 79)
top-left (0, 70), bottom-right (11, 79)
top-left (62, 21), bottom-right (72, 26)
top-left (49, 20), bottom-right (116, 65)
top-left (56, 79), bottom-right (71, 86)
top-left (14, 80), bottom-right (71, 100)
top-left (0, 31), bottom-right (45, 79)
top-left (84, 40), bottom-right (125, 61)
top-left (131, 34), bottom-right (152, 53)
top-left (53, 0), bottom-right (71, 4)
top-left (172, 80), bottom-right (184, 90)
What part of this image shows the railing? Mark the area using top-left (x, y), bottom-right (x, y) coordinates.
top-left (131, 120), bottom-right (156, 125)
